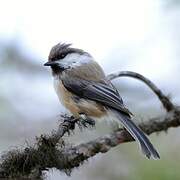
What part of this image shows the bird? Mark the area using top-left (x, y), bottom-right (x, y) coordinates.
top-left (44, 43), bottom-right (160, 159)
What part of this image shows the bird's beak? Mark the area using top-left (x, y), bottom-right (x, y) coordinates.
top-left (44, 61), bottom-right (69, 70)
top-left (44, 61), bottom-right (59, 66)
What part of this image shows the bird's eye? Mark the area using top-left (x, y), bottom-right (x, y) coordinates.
top-left (60, 53), bottom-right (66, 59)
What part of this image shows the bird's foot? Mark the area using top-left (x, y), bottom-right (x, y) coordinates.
top-left (78, 113), bottom-right (95, 128)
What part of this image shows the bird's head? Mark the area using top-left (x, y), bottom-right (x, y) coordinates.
top-left (44, 43), bottom-right (92, 75)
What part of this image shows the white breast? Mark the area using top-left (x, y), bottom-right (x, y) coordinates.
top-left (53, 77), bottom-right (64, 105)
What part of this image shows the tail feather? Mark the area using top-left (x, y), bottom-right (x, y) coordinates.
top-left (112, 109), bottom-right (160, 159)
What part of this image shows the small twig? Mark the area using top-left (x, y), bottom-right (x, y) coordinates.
top-left (107, 71), bottom-right (175, 112)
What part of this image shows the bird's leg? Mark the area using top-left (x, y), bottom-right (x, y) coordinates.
top-left (78, 113), bottom-right (96, 127)
top-left (60, 114), bottom-right (79, 131)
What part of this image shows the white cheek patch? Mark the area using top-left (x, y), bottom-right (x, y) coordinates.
top-left (62, 53), bottom-right (92, 68)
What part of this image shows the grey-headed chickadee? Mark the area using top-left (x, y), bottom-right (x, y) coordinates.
top-left (44, 43), bottom-right (160, 159)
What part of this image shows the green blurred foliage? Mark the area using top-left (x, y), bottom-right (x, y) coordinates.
top-left (133, 160), bottom-right (180, 180)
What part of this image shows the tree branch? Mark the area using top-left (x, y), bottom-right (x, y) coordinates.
top-left (107, 71), bottom-right (175, 111)
top-left (0, 71), bottom-right (180, 179)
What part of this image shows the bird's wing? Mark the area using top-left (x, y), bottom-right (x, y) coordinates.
top-left (61, 76), bottom-right (132, 116)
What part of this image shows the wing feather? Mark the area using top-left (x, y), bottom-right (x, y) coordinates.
top-left (62, 76), bottom-right (132, 116)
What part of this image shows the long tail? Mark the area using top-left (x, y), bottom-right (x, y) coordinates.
top-left (112, 109), bottom-right (160, 159)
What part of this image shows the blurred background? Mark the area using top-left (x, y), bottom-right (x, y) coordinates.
top-left (0, 0), bottom-right (180, 179)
